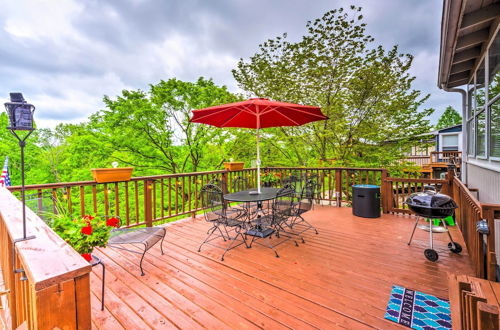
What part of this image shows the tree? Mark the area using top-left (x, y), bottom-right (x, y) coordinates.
top-left (436, 106), bottom-right (462, 129)
top-left (232, 6), bottom-right (433, 166)
top-left (91, 77), bottom-right (239, 174)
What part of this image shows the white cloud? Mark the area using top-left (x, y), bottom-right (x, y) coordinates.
top-left (3, 0), bottom-right (83, 42)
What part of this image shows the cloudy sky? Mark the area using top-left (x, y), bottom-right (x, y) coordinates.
top-left (0, 0), bottom-right (459, 128)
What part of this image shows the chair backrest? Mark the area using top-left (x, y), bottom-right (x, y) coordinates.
top-left (272, 184), bottom-right (295, 224)
top-left (200, 184), bottom-right (225, 222)
top-left (298, 181), bottom-right (319, 213)
top-left (232, 176), bottom-right (249, 192)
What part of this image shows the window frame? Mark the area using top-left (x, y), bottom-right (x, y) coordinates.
top-left (465, 27), bottom-right (500, 162)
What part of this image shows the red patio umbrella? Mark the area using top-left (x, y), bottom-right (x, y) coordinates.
top-left (190, 98), bottom-right (328, 193)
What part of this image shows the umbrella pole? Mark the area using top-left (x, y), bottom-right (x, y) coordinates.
top-left (256, 128), bottom-right (261, 194)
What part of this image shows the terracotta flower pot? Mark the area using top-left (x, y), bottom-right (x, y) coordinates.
top-left (91, 167), bottom-right (134, 183)
top-left (223, 162), bottom-right (244, 171)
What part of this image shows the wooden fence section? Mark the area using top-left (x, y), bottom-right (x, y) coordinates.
top-left (401, 151), bottom-right (462, 167)
top-left (430, 151), bottom-right (462, 165)
top-left (264, 167), bottom-right (386, 206)
top-left (453, 177), bottom-right (500, 281)
top-left (8, 167), bottom-right (384, 225)
top-left (383, 177), bottom-right (449, 214)
top-left (0, 188), bottom-right (91, 329)
top-left (401, 155), bottom-right (432, 166)
top-left (7, 169), bottom-right (259, 228)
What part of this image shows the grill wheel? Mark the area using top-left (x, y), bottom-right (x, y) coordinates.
top-left (424, 249), bottom-right (439, 262)
top-left (448, 242), bottom-right (462, 254)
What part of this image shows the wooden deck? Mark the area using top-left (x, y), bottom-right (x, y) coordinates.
top-left (91, 206), bottom-right (475, 329)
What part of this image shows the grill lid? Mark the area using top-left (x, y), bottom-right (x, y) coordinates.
top-left (405, 190), bottom-right (457, 210)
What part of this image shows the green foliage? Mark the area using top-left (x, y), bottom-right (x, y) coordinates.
top-left (233, 6), bottom-right (433, 166)
top-left (435, 106), bottom-right (462, 129)
top-left (46, 203), bottom-right (116, 254)
top-left (92, 77), bottom-right (241, 174)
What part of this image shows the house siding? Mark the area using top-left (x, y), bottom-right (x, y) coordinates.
top-left (466, 162), bottom-right (500, 204)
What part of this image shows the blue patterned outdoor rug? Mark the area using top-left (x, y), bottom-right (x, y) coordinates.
top-left (385, 285), bottom-right (452, 330)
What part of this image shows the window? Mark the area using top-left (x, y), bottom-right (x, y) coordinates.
top-left (491, 98), bottom-right (500, 158)
top-left (442, 134), bottom-right (459, 151)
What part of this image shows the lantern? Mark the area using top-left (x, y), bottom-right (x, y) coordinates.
top-left (4, 93), bottom-right (35, 130)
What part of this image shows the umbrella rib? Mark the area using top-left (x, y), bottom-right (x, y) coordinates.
top-left (219, 109), bottom-right (249, 127)
top-left (271, 109), bottom-right (301, 126)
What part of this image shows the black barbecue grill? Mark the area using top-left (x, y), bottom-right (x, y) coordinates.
top-left (406, 189), bottom-right (462, 262)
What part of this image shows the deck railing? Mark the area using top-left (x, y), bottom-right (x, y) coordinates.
top-left (7, 169), bottom-right (259, 228)
top-left (401, 151), bottom-right (462, 167)
top-left (430, 151), bottom-right (462, 165)
top-left (263, 167), bottom-right (386, 206)
top-left (383, 177), bottom-right (449, 214)
top-left (401, 155), bottom-right (431, 166)
top-left (0, 188), bottom-right (91, 329)
top-left (7, 167), bottom-right (386, 225)
top-left (452, 177), bottom-right (500, 281)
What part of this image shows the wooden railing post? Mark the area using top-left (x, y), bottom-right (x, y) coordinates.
top-left (144, 179), bottom-right (153, 227)
top-left (381, 169), bottom-right (389, 214)
top-left (221, 171), bottom-right (229, 194)
top-left (335, 169), bottom-right (342, 207)
top-left (444, 163), bottom-right (456, 199)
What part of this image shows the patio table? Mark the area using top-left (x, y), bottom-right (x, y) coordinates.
top-left (224, 187), bottom-right (280, 215)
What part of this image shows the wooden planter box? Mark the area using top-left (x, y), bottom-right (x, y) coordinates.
top-left (223, 162), bottom-right (244, 171)
top-left (91, 167), bottom-right (134, 183)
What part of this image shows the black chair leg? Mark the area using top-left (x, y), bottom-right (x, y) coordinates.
top-left (139, 244), bottom-right (147, 276)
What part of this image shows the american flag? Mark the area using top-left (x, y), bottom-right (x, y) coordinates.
top-left (0, 157), bottom-right (11, 187)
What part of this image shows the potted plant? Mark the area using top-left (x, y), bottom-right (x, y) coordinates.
top-left (49, 212), bottom-right (119, 261)
top-left (261, 171), bottom-right (281, 187)
top-left (91, 162), bottom-right (134, 183)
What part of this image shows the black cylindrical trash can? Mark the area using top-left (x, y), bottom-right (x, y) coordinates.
top-left (352, 184), bottom-right (380, 218)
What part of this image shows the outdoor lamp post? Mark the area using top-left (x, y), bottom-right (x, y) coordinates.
top-left (4, 93), bottom-right (36, 242)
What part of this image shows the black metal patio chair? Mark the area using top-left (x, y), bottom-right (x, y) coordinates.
top-left (246, 185), bottom-right (300, 258)
top-left (198, 183), bottom-right (249, 261)
top-left (286, 181), bottom-right (319, 235)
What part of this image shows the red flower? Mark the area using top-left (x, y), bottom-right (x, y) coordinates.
top-left (83, 215), bottom-right (95, 220)
top-left (81, 253), bottom-right (92, 262)
top-left (106, 217), bottom-right (120, 228)
top-left (81, 225), bottom-right (93, 235)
